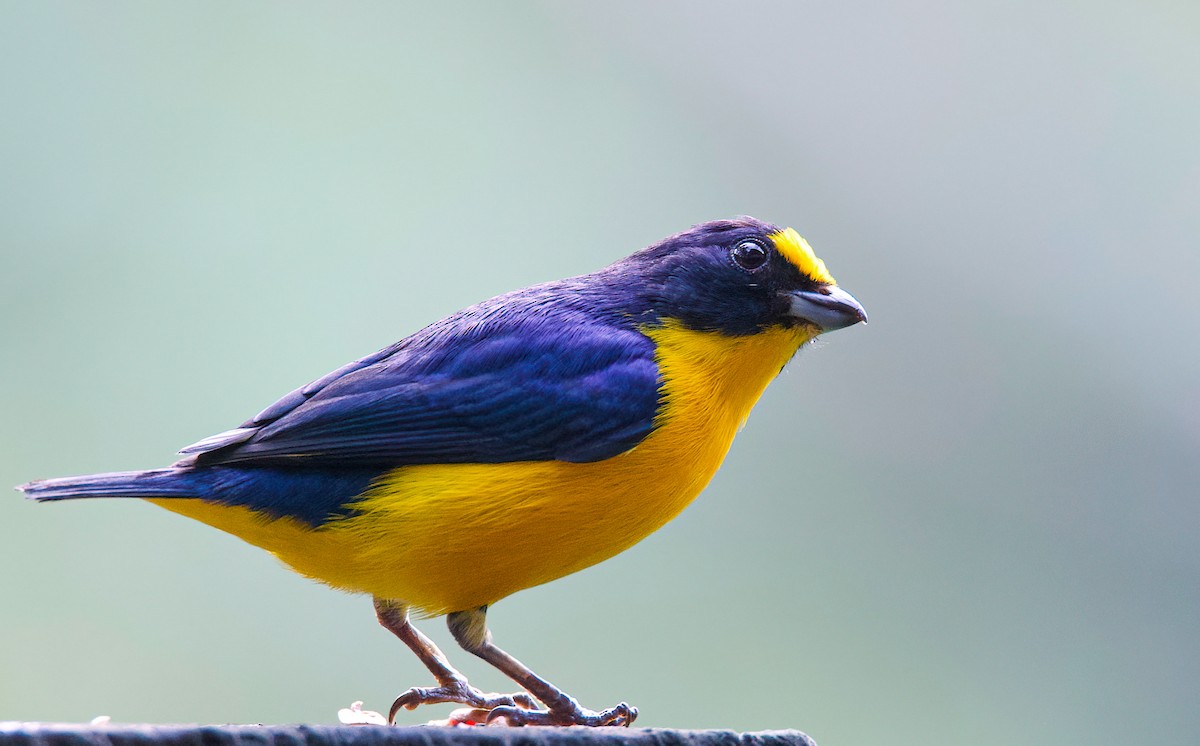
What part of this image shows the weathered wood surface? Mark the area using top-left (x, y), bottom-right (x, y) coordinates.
top-left (0, 725), bottom-right (817, 746)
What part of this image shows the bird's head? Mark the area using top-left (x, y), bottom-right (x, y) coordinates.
top-left (609, 216), bottom-right (866, 336)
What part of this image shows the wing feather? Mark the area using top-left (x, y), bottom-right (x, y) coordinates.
top-left (185, 300), bottom-right (660, 468)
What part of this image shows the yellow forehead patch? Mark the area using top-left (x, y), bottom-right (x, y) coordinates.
top-left (769, 228), bottom-right (835, 285)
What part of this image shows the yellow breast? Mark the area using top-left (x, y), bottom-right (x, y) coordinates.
top-left (151, 321), bottom-right (815, 615)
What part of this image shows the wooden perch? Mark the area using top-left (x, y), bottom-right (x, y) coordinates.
top-left (0, 724), bottom-right (817, 746)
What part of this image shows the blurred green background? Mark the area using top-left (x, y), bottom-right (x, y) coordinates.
top-left (2, 2), bottom-right (1198, 744)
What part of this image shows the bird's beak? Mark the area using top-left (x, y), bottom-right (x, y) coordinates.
top-left (787, 286), bottom-right (868, 332)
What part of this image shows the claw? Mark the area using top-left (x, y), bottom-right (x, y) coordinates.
top-left (387, 679), bottom-right (540, 724)
top-left (484, 700), bottom-right (637, 727)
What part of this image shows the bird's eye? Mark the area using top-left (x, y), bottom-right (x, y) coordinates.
top-left (731, 239), bottom-right (769, 271)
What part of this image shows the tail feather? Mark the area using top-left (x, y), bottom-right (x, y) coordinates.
top-left (17, 468), bottom-right (197, 502)
top-left (20, 464), bottom-right (382, 526)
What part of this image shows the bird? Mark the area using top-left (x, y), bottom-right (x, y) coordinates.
top-left (19, 216), bottom-right (866, 727)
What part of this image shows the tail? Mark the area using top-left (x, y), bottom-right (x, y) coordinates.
top-left (17, 468), bottom-right (198, 502)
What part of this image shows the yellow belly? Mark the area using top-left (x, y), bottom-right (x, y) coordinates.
top-left (150, 321), bottom-right (814, 614)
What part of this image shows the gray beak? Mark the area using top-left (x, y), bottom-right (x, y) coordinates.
top-left (787, 286), bottom-right (868, 332)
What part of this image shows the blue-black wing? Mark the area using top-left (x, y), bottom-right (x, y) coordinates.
top-left (182, 299), bottom-right (661, 468)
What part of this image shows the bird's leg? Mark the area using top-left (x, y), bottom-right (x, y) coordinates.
top-left (373, 597), bottom-right (537, 723)
top-left (446, 606), bottom-right (637, 727)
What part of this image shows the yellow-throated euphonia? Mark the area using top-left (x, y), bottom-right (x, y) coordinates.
top-left (20, 217), bottom-right (866, 727)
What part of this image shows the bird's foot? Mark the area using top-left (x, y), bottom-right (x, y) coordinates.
top-left (484, 699), bottom-right (637, 727)
top-left (388, 677), bottom-right (538, 723)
